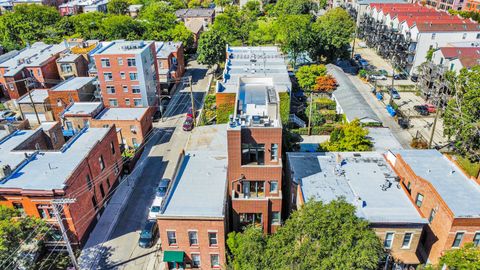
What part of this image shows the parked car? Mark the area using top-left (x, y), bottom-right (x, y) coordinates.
top-left (394, 73), bottom-right (408, 80)
top-left (389, 88), bottom-right (401, 99)
top-left (424, 104), bottom-right (436, 113)
top-left (398, 118), bottom-right (410, 129)
top-left (148, 197), bottom-right (162, 220)
top-left (369, 74), bottom-right (387, 81)
top-left (414, 105), bottom-right (429, 116)
top-left (183, 117), bottom-right (194, 131)
top-left (354, 54), bottom-right (362, 60)
top-left (410, 74), bottom-right (419, 82)
top-left (156, 179), bottom-right (170, 198)
top-left (378, 69), bottom-right (388, 76)
top-left (186, 107), bottom-right (194, 118)
top-left (138, 220), bottom-right (158, 248)
top-left (358, 59), bottom-right (369, 68)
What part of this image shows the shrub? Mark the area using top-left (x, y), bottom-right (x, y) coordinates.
top-left (411, 138), bottom-right (428, 149)
top-left (279, 92), bottom-right (290, 125)
top-left (314, 75), bottom-right (337, 94)
top-left (314, 97), bottom-right (336, 110)
top-left (217, 103), bottom-right (234, 124)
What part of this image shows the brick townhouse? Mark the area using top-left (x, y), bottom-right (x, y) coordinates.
top-left (92, 40), bottom-right (160, 109)
top-left (56, 53), bottom-right (89, 80)
top-left (386, 150), bottom-right (480, 264)
top-left (0, 122), bottom-right (122, 245)
top-left (158, 125), bottom-right (228, 269)
top-left (155, 42), bottom-right (185, 90)
top-left (0, 42), bottom-right (68, 100)
top-left (217, 46), bottom-right (292, 234)
top-left (286, 152), bottom-right (428, 269)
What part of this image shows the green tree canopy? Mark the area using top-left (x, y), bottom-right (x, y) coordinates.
top-left (295, 64), bottom-right (327, 91)
top-left (273, 0), bottom-right (317, 16)
top-left (70, 12), bottom-right (107, 40)
top-left (197, 29), bottom-right (227, 67)
top-left (226, 199), bottom-right (383, 270)
top-left (443, 66), bottom-right (480, 162)
top-left (107, 0), bottom-right (130, 15)
top-left (321, 119), bottom-right (372, 151)
top-left (101, 15), bottom-right (144, 40)
top-left (212, 6), bottom-right (258, 45)
top-left (439, 243), bottom-right (480, 270)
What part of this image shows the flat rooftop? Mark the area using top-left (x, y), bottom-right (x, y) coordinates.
top-left (0, 127), bottom-right (111, 190)
top-left (155, 41), bottom-right (182, 58)
top-left (367, 127), bottom-right (403, 151)
top-left (94, 107), bottom-right (148, 121)
top-left (57, 54), bottom-right (82, 63)
top-left (94, 40), bottom-right (152, 55)
top-left (161, 124), bottom-right (227, 218)
top-left (395, 150), bottom-right (480, 218)
top-left (51, 77), bottom-right (95, 91)
top-left (17, 89), bottom-right (49, 104)
top-left (287, 151), bottom-right (427, 225)
top-left (63, 102), bottom-right (103, 116)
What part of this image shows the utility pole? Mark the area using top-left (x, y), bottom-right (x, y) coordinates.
top-left (24, 79), bottom-right (41, 125)
top-left (188, 76), bottom-right (196, 126)
top-left (351, 9), bottom-right (360, 60)
top-left (51, 198), bottom-right (79, 270)
top-left (307, 91), bottom-right (313, 136)
top-left (428, 108), bottom-right (441, 149)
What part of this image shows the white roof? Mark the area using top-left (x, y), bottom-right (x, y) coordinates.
top-left (94, 107), bottom-right (148, 121)
top-left (17, 89), bottom-right (49, 104)
top-left (63, 102), bottom-right (103, 116)
top-left (51, 77), bottom-right (95, 91)
top-left (94, 40), bottom-right (152, 55)
top-left (155, 41), bottom-right (182, 58)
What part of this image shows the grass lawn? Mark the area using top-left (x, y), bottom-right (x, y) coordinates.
top-left (455, 155), bottom-right (480, 178)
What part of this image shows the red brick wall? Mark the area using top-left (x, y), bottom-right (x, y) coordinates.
top-left (48, 91), bottom-right (81, 121)
top-left (157, 218), bottom-right (226, 269)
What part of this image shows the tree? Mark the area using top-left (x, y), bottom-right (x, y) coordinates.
top-left (295, 64), bottom-right (327, 91)
top-left (443, 66), bottom-right (480, 162)
top-left (212, 6), bottom-right (257, 45)
top-left (321, 119), bottom-right (372, 151)
top-left (101, 15), bottom-right (144, 40)
top-left (140, 2), bottom-right (177, 40)
top-left (438, 243), bottom-right (480, 270)
top-left (107, 0), bottom-right (130, 15)
top-left (226, 199), bottom-right (384, 270)
top-left (248, 18), bottom-right (276, 45)
top-left (214, 0), bottom-right (232, 12)
top-left (273, 0), bottom-right (317, 16)
top-left (311, 7), bottom-right (355, 61)
top-left (197, 30), bottom-right (227, 67)
top-left (274, 14), bottom-right (313, 68)
top-left (70, 12), bottom-right (107, 40)
top-left (314, 75), bottom-right (337, 93)
top-left (167, 23), bottom-right (194, 50)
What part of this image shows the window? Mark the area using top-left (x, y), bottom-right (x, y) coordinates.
top-left (242, 181), bottom-right (265, 198)
top-left (188, 231), bottom-right (198, 246)
top-left (92, 196), bottom-right (98, 210)
top-left (415, 193), bottom-right (424, 207)
top-left (99, 183), bottom-right (105, 198)
top-left (52, 132), bottom-right (58, 144)
top-left (99, 155), bottom-right (105, 171)
top-left (431, 33), bottom-right (436, 40)
top-left (120, 72), bottom-right (126, 79)
top-left (129, 72), bottom-right (138, 80)
top-left (106, 86), bottom-right (115, 94)
top-left (439, 57), bottom-right (444, 65)
top-left (101, 58), bottom-right (110, 67)
top-left (452, 232), bottom-right (464, 247)
top-left (12, 202), bottom-right (25, 217)
top-left (109, 99), bottom-right (118, 107)
top-left (118, 57), bottom-right (123, 65)
top-left (428, 208), bottom-right (436, 223)
top-left (127, 58), bottom-right (136, 66)
top-left (474, 233), bottom-right (480, 247)
top-left (60, 64), bottom-right (73, 73)
top-left (270, 181), bottom-right (278, 193)
top-left (110, 141), bottom-right (115, 154)
top-left (86, 174), bottom-right (93, 190)
top-left (272, 211), bottom-right (280, 224)
top-left (208, 232), bottom-right (218, 246)
top-left (114, 163), bottom-right (120, 175)
top-left (191, 254), bottom-right (201, 268)
top-left (133, 98), bottom-right (142, 107)
top-left (477, 33), bottom-right (480, 39)
top-left (210, 254), bottom-right (220, 268)
top-left (122, 85), bottom-right (128, 92)
top-left (104, 72), bottom-right (113, 81)
top-left (384, 232), bottom-right (394, 249)
top-left (402, 233), bottom-right (413, 249)
top-left (167, 231), bottom-right (177, 245)
top-left (241, 143), bottom-right (265, 165)
top-left (103, 124), bottom-right (110, 128)
top-left (130, 125), bottom-right (137, 132)
top-left (462, 33), bottom-right (467, 39)
top-left (271, 143), bottom-right (278, 161)
top-left (405, 181), bottom-right (412, 194)
top-left (8, 83), bottom-right (14, 91)
top-left (239, 213), bottom-right (262, 227)
top-left (132, 138), bottom-right (138, 147)
top-left (37, 204), bottom-right (54, 219)
top-left (125, 98), bottom-right (130, 106)
top-left (132, 86), bottom-right (141, 93)
top-left (106, 178), bottom-right (110, 189)
top-left (450, 63), bottom-right (455, 71)
top-left (37, 69), bottom-right (41, 76)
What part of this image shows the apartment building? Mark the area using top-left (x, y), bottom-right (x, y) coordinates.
top-left (59, 0), bottom-right (108, 15)
top-left (387, 150), bottom-right (480, 264)
top-left (0, 42), bottom-right (68, 100)
top-left (216, 46), bottom-right (291, 234)
top-left (286, 152), bottom-right (428, 269)
top-left (93, 40), bottom-right (160, 108)
top-left (358, 3), bottom-right (480, 75)
top-left (56, 54), bottom-right (89, 80)
top-left (158, 125), bottom-right (228, 270)
top-left (464, 0), bottom-right (480, 11)
top-left (48, 76), bottom-right (97, 120)
top-left (155, 42), bottom-right (185, 86)
top-left (17, 89), bottom-right (55, 125)
top-left (0, 122), bottom-right (122, 246)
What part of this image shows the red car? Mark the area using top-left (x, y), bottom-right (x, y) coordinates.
top-left (183, 117), bottom-right (194, 131)
top-left (186, 107), bottom-right (194, 118)
top-left (424, 104), bottom-right (436, 113)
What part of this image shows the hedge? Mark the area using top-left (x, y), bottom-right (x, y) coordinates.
top-left (279, 92), bottom-right (290, 125)
top-left (290, 124), bottom-right (336, 135)
top-left (314, 97), bottom-right (336, 110)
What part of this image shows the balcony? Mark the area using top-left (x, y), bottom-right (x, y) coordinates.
top-left (232, 189), bottom-right (266, 199)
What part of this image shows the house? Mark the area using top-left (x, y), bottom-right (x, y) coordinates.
top-left (128, 4), bottom-right (142, 18)
top-left (387, 150), bottom-right (480, 264)
top-left (59, 0), bottom-right (109, 16)
top-left (56, 54), bottom-right (89, 80)
top-left (17, 89), bottom-right (54, 125)
top-left (286, 151), bottom-right (428, 269)
top-left (0, 42), bottom-right (68, 100)
top-left (175, 8), bottom-right (215, 46)
top-left (0, 122), bottom-right (122, 246)
top-left (158, 124), bottom-right (228, 270)
top-left (155, 42), bottom-right (185, 89)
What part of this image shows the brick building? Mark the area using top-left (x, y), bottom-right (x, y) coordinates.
top-left (0, 122), bottom-right (122, 246)
top-left (387, 150), bottom-right (480, 264)
top-left (0, 42), bottom-right (68, 100)
top-left (158, 125), bottom-right (228, 269)
top-left (92, 40), bottom-right (160, 108)
top-left (286, 152), bottom-right (428, 269)
top-left (217, 46), bottom-right (292, 234)
top-left (56, 54), bottom-right (89, 80)
top-left (17, 89), bottom-right (54, 125)
top-left (155, 42), bottom-right (185, 88)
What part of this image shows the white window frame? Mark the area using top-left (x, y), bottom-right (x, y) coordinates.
top-left (384, 232), bottom-right (395, 249)
top-left (106, 85), bottom-right (115, 94)
top-left (473, 232), bottom-right (480, 247)
top-left (117, 57), bottom-right (123, 65)
top-left (191, 253), bottom-right (201, 268)
top-left (129, 72), bottom-right (138, 80)
top-left (133, 98), bottom-right (142, 107)
top-left (188, 230), bottom-right (199, 246)
top-left (269, 180), bottom-right (278, 193)
top-left (104, 72), bottom-right (113, 81)
top-left (209, 253), bottom-right (220, 268)
top-left (401, 232), bottom-right (413, 249)
top-left (120, 72), bottom-right (126, 79)
top-left (208, 231), bottom-right (218, 246)
top-left (166, 230), bottom-right (177, 246)
top-left (101, 58), bottom-right (110, 67)
top-left (452, 231), bottom-right (465, 248)
top-left (108, 99), bottom-right (118, 107)
top-left (127, 58), bottom-right (136, 67)
top-left (132, 85), bottom-right (141, 94)
top-left (271, 211), bottom-right (281, 225)
top-left (125, 98), bottom-right (130, 106)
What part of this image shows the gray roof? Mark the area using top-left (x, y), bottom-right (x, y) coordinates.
top-left (95, 107), bottom-right (148, 121)
top-left (155, 41), bottom-right (182, 58)
top-left (51, 77), bottom-right (95, 91)
top-left (395, 150), bottom-right (480, 218)
top-left (17, 89), bottom-right (49, 104)
top-left (0, 128), bottom-right (111, 190)
top-left (287, 151), bottom-right (427, 225)
top-left (161, 125), bottom-right (227, 218)
top-left (63, 102), bottom-right (103, 116)
top-left (357, 0), bottom-right (407, 4)
top-left (367, 127), bottom-right (403, 151)
top-left (328, 64), bottom-right (382, 124)
top-left (94, 40), bottom-right (152, 55)
top-left (175, 8), bottom-right (214, 18)
top-left (57, 54), bottom-right (82, 63)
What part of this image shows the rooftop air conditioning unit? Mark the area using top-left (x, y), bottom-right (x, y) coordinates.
top-left (0, 164), bottom-right (12, 179)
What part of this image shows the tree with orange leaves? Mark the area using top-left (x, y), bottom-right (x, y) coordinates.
top-left (314, 75), bottom-right (337, 94)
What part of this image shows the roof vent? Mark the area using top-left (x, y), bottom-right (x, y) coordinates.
top-left (0, 165), bottom-right (12, 179)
